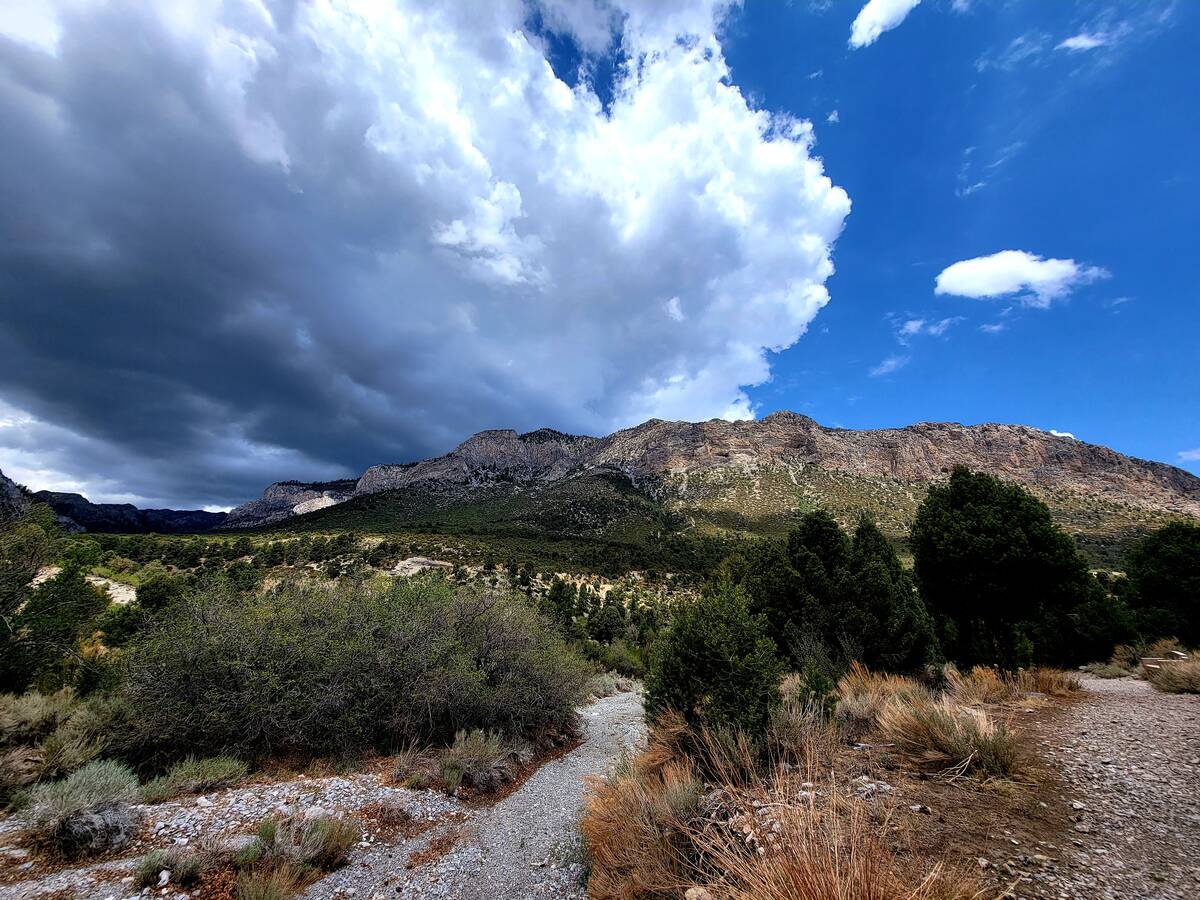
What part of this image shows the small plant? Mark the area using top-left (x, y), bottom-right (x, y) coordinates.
top-left (1, 747), bottom-right (41, 807)
top-left (236, 868), bottom-right (298, 900)
top-left (439, 729), bottom-right (509, 792)
top-left (1082, 661), bottom-right (1130, 679)
top-left (1014, 667), bottom-right (1083, 697)
top-left (142, 755), bottom-right (249, 803)
top-left (943, 665), bottom-right (1018, 705)
top-left (238, 813), bottom-right (359, 877)
top-left (835, 662), bottom-right (928, 729)
top-left (134, 845), bottom-right (213, 888)
top-left (21, 759), bottom-right (141, 857)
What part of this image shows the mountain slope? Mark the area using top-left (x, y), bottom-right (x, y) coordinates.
top-left (238, 413), bottom-right (1199, 568)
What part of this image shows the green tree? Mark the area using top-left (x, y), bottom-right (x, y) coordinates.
top-left (1123, 521), bottom-right (1200, 644)
top-left (645, 581), bottom-right (782, 734)
top-left (911, 467), bottom-right (1102, 668)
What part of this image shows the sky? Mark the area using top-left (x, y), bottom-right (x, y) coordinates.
top-left (0, 0), bottom-right (1196, 510)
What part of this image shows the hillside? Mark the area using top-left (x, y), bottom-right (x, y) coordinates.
top-left (237, 413), bottom-right (1200, 568)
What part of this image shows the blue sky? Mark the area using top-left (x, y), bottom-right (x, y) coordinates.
top-left (0, 0), bottom-right (1196, 507)
top-left (725, 1), bottom-right (1199, 473)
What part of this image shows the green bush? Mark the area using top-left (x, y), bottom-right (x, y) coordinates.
top-left (0, 689), bottom-right (78, 745)
top-left (135, 846), bottom-right (213, 888)
top-left (645, 581), bottom-right (782, 734)
top-left (21, 759), bottom-right (140, 857)
top-left (142, 755), bottom-right (249, 803)
top-left (1124, 522), bottom-right (1200, 645)
top-left (240, 813), bottom-right (358, 875)
top-left (120, 577), bottom-right (590, 761)
top-left (438, 729), bottom-right (513, 792)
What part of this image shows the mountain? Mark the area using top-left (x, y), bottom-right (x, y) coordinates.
top-left (0, 468), bottom-right (31, 524)
top-left (31, 491), bottom-right (228, 534)
top-left (232, 413), bottom-right (1200, 567)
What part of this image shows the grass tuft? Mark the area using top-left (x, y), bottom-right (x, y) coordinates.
top-left (142, 755), bottom-right (249, 804)
top-left (21, 759), bottom-right (141, 858)
top-left (1145, 659), bottom-right (1200, 694)
top-left (877, 694), bottom-right (1020, 778)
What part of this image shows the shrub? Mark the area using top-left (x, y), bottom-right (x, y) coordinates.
top-left (646, 581), bottom-right (782, 734)
top-left (943, 665), bottom-right (1018, 705)
top-left (1, 746), bottom-right (41, 807)
top-left (877, 695), bottom-right (1020, 778)
top-left (439, 729), bottom-right (510, 793)
top-left (0, 689), bottom-right (78, 745)
top-left (142, 755), bottom-right (249, 803)
top-left (21, 759), bottom-right (141, 857)
top-left (236, 868), bottom-right (298, 900)
top-left (1082, 662), bottom-right (1130, 679)
top-left (1145, 660), bottom-right (1200, 694)
top-left (240, 814), bottom-right (359, 876)
top-left (1124, 522), bottom-right (1200, 644)
top-left (1014, 667), bottom-right (1082, 697)
top-left (135, 845), bottom-right (214, 888)
top-left (120, 578), bottom-right (590, 761)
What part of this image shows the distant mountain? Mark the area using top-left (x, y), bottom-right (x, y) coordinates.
top-left (30, 491), bottom-right (228, 534)
top-left (228, 413), bottom-right (1200, 566)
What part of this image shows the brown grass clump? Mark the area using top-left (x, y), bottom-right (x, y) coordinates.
top-left (1145, 660), bottom-right (1200, 694)
top-left (1013, 668), bottom-right (1082, 697)
top-left (943, 665), bottom-right (1018, 705)
top-left (877, 695), bottom-right (1020, 778)
top-left (836, 662), bottom-right (929, 729)
top-left (582, 715), bottom-right (982, 900)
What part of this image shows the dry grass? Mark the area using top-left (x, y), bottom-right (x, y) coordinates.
top-left (1145, 660), bottom-right (1200, 694)
top-left (581, 715), bottom-right (982, 900)
top-left (877, 695), bottom-right (1020, 778)
top-left (836, 662), bottom-right (929, 729)
top-left (1013, 668), bottom-right (1082, 697)
top-left (943, 666), bottom-right (1018, 705)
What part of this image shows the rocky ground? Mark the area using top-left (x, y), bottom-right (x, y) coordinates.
top-left (0, 691), bottom-right (645, 900)
top-left (1039, 676), bottom-right (1200, 899)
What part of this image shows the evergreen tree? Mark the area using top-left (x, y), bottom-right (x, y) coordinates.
top-left (1123, 521), bottom-right (1200, 644)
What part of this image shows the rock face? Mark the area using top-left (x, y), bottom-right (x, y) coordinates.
top-left (346, 413), bottom-right (1200, 518)
top-left (31, 491), bottom-right (229, 534)
top-left (223, 479), bottom-right (358, 528)
top-left (0, 468), bottom-right (31, 524)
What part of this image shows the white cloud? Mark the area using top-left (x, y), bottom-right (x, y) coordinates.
top-left (1049, 429), bottom-right (1076, 439)
top-left (895, 316), bottom-right (961, 342)
top-left (1179, 448), bottom-right (1200, 462)
top-left (826, 109), bottom-right (840, 124)
top-left (0, 0), bottom-right (851, 505)
top-left (1057, 32), bottom-right (1109, 52)
top-left (979, 322), bottom-right (1007, 334)
top-left (935, 251), bottom-right (1109, 308)
top-left (849, 0), bottom-right (921, 49)
top-left (869, 354), bottom-right (909, 377)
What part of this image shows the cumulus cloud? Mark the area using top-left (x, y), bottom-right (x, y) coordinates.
top-left (849, 0), bottom-right (921, 48)
top-left (1049, 429), bottom-right (1076, 439)
top-left (0, 0), bottom-right (850, 507)
top-left (935, 251), bottom-right (1108, 308)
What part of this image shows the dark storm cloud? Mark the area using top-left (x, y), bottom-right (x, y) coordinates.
top-left (0, 0), bottom-right (848, 507)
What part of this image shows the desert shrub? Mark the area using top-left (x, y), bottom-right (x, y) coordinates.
top-left (877, 695), bottom-right (1020, 777)
top-left (646, 581), bottom-right (782, 734)
top-left (142, 755), bottom-right (249, 803)
top-left (240, 814), bottom-right (358, 876)
top-left (1082, 662), bottom-right (1130, 679)
top-left (0, 689), bottom-right (78, 745)
top-left (1145, 660), bottom-right (1200, 694)
top-left (21, 759), bottom-right (141, 857)
top-left (767, 690), bottom-right (841, 770)
top-left (439, 729), bottom-right (509, 792)
top-left (135, 845), bottom-right (214, 888)
top-left (120, 577), bottom-right (589, 761)
top-left (912, 467), bottom-right (1105, 668)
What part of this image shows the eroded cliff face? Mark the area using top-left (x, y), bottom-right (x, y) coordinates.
top-left (224, 480), bottom-right (357, 528)
top-left (226, 413), bottom-right (1200, 528)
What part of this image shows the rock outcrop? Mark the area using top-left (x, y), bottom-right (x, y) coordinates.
top-left (223, 479), bottom-right (357, 528)
top-left (0, 468), bottom-right (31, 524)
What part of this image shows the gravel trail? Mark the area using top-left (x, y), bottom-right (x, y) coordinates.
top-left (307, 689), bottom-right (646, 900)
top-left (1043, 676), bottom-right (1200, 899)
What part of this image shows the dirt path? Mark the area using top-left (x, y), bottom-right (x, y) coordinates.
top-left (1041, 676), bottom-right (1200, 899)
top-left (305, 690), bottom-right (646, 900)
